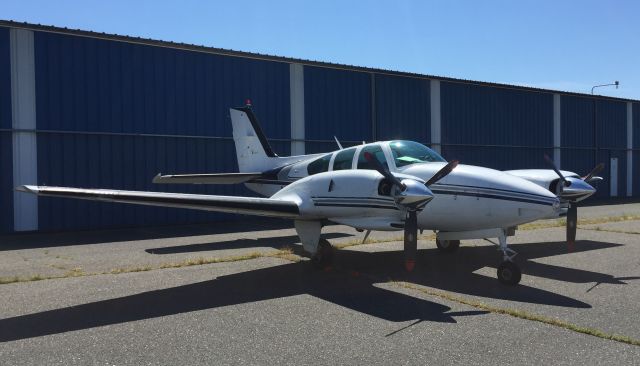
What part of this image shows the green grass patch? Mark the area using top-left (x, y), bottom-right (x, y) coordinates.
top-left (519, 214), bottom-right (640, 231)
top-left (335, 233), bottom-right (436, 249)
top-left (395, 281), bottom-right (640, 347)
top-left (0, 249), bottom-right (299, 286)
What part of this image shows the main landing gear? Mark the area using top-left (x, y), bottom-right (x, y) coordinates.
top-left (435, 239), bottom-right (460, 253)
top-left (495, 231), bottom-right (521, 285)
top-left (311, 238), bottom-right (334, 269)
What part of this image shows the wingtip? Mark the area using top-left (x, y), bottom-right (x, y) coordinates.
top-left (152, 173), bottom-right (164, 184)
top-left (16, 185), bottom-right (36, 194)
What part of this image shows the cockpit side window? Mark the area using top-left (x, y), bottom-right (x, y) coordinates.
top-left (332, 148), bottom-right (356, 170)
top-left (307, 154), bottom-right (332, 175)
top-left (357, 144), bottom-right (387, 170)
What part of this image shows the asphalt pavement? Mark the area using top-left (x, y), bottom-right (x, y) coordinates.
top-left (0, 203), bottom-right (639, 365)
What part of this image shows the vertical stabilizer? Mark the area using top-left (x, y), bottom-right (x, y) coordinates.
top-left (230, 106), bottom-right (278, 172)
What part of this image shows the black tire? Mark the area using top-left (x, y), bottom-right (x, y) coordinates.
top-left (497, 261), bottom-right (521, 285)
top-left (311, 239), bottom-right (334, 269)
top-left (436, 239), bottom-right (460, 253)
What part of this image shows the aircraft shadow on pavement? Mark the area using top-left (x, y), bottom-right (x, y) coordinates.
top-left (145, 233), bottom-right (354, 254)
top-left (0, 218), bottom-right (293, 251)
top-left (0, 239), bottom-right (627, 343)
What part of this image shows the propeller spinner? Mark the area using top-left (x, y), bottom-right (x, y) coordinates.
top-left (543, 154), bottom-right (603, 251)
top-left (364, 152), bottom-right (458, 271)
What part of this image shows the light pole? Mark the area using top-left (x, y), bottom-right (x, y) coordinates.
top-left (591, 81), bottom-right (619, 94)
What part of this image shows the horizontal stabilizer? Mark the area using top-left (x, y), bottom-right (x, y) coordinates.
top-left (17, 185), bottom-right (300, 218)
top-left (152, 172), bottom-right (264, 185)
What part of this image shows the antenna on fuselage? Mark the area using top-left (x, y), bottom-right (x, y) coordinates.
top-left (333, 136), bottom-right (343, 150)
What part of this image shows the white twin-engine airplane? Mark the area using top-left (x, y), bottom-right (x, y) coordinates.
top-left (17, 102), bottom-right (604, 285)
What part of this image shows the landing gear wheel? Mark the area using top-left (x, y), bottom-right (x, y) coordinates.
top-left (497, 261), bottom-right (521, 285)
top-left (311, 239), bottom-right (334, 269)
top-left (436, 239), bottom-right (460, 253)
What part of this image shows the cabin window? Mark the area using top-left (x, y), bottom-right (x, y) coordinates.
top-left (307, 154), bottom-right (332, 175)
top-left (332, 148), bottom-right (356, 170)
top-left (357, 144), bottom-right (387, 170)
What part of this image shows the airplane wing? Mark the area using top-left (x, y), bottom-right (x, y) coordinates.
top-left (17, 185), bottom-right (300, 219)
top-left (152, 172), bottom-right (264, 185)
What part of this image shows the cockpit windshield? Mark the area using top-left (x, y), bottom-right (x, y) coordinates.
top-left (389, 140), bottom-right (446, 167)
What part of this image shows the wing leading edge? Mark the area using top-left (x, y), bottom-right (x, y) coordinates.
top-left (17, 186), bottom-right (300, 219)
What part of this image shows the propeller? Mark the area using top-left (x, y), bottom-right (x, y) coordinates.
top-left (544, 154), bottom-right (569, 191)
top-left (581, 163), bottom-right (604, 183)
top-left (425, 160), bottom-right (459, 187)
top-left (363, 152), bottom-right (405, 190)
top-left (543, 154), bottom-right (603, 251)
top-left (364, 152), bottom-right (458, 271)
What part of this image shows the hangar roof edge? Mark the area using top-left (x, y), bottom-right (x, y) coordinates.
top-left (1, 19), bottom-right (638, 104)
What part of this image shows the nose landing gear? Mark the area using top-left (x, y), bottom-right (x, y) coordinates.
top-left (495, 230), bottom-right (521, 285)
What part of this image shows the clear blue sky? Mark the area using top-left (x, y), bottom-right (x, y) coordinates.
top-left (5, 0), bottom-right (640, 100)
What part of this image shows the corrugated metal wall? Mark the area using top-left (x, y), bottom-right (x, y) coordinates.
top-left (1, 24), bottom-right (637, 234)
top-left (374, 74), bottom-right (430, 142)
top-left (596, 99), bottom-right (627, 198)
top-left (33, 31), bottom-right (291, 231)
top-left (304, 66), bottom-right (372, 153)
top-left (0, 27), bottom-right (13, 233)
top-left (440, 82), bottom-right (554, 170)
top-left (561, 96), bottom-right (627, 198)
top-left (634, 103), bottom-right (639, 195)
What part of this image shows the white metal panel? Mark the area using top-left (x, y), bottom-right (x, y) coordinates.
top-left (553, 94), bottom-right (561, 168)
top-left (610, 157), bottom-right (618, 197)
top-left (430, 79), bottom-right (441, 153)
top-left (10, 28), bottom-right (38, 231)
top-left (290, 63), bottom-right (305, 155)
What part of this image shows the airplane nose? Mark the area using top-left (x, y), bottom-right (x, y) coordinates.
top-left (395, 179), bottom-right (434, 208)
top-left (559, 177), bottom-right (596, 202)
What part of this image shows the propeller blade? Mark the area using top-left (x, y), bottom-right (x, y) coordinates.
top-left (544, 154), bottom-right (568, 186)
top-left (404, 210), bottom-right (418, 272)
top-left (425, 160), bottom-right (459, 187)
top-left (581, 163), bottom-right (604, 182)
top-left (567, 204), bottom-right (577, 252)
top-left (364, 151), bottom-right (405, 189)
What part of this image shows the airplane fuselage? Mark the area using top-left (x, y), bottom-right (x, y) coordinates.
top-left (245, 140), bottom-right (560, 232)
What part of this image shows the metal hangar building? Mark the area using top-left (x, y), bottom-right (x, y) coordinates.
top-left (1, 20), bottom-right (638, 234)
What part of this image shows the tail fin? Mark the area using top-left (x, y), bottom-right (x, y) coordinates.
top-left (230, 105), bottom-right (279, 172)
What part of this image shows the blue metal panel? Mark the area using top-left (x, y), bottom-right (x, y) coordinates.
top-left (37, 133), bottom-right (260, 231)
top-left (593, 100), bottom-right (627, 198)
top-left (0, 27), bottom-right (10, 130)
top-left (34, 31), bottom-right (290, 143)
top-left (33, 30), bottom-right (291, 231)
top-left (596, 99), bottom-right (627, 148)
top-left (441, 82), bottom-right (553, 147)
top-left (441, 146), bottom-right (552, 171)
top-left (561, 95), bottom-right (594, 148)
top-left (375, 75), bottom-right (430, 142)
top-left (304, 66), bottom-right (372, 142)
top-left (635, 151), bottom-right (640, 198)
top-left (560, 95), bottom-right (597, 196)
top-left (634, 103), bottom-right (640, 149)
top-left (440, 82), bottom-right (553, 170)
top-left (634, 103), bottom-right (640, 196)
top-left (0, 28), bottom-right (12, 233)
